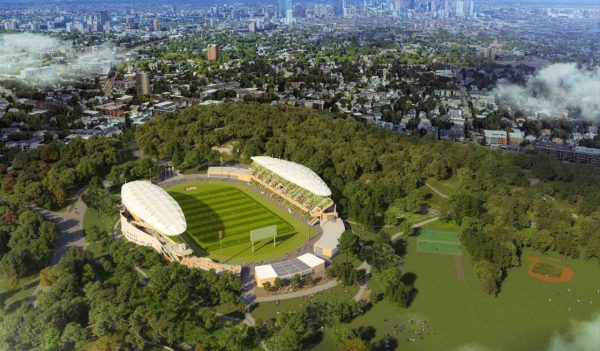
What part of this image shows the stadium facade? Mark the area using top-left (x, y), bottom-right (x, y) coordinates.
top-left (122, 156), bottom-right (343, 283)
top-left (120, 180), bottom-right (242, 274)
top-left (120, 180), bottom-right (193, 262)
top-left (249, 156), bottom-right (338, 225)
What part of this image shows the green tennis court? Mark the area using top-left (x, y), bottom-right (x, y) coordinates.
top-left (416, 229), bottom-right (462, 255)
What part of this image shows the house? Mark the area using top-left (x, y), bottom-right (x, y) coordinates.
top-left (509, 131), bottom-right (524, 146)
top-left (484, 130), bottom-right (508, 147)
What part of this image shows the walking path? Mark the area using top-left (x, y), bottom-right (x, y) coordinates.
top-left (33, 197), bottom-right (88, 266)
top-left (425, 182), bottom-right (449, 199)
top-left (390, 216), bottom-right (441, 241)
top-left (353, 261), bottom-right (371, 302)
top-left (252, 279), bottom-right (338, 303)
top-left (455, 255), bottom-right (465, 282)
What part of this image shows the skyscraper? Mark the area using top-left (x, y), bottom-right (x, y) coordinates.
top-left (334, 0), bottom-right (344, 17)
top-left (153, 16), bottom-right (159, 32)
top-left (99, 11), bottom-right (109, 26)
top-left (207, 44), bottom-right (220, 61)
top-left (276, 0), bottom-right (293, 19)
top-left (136, 71), bottom-right (150, 95)
top-left (469, 0), bottom-right (475, 17)
top-left (455, 0), bottom-right (464, 17)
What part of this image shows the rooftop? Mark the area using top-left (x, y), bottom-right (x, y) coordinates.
top-left (121, 180), bottom-right (187, 236)
top-left (251, 156), bottom-right (331, 197)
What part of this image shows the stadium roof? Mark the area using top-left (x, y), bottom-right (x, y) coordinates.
top-left (121, 180), bottom-right (187, 236)
top-left (251, 156), bottom-right (331, 197)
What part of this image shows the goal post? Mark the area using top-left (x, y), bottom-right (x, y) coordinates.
top-left (250, 225), bottom-right (277, 252)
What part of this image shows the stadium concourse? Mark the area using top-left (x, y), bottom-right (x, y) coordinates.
top-left (120, 156), bottom-right (347, 290)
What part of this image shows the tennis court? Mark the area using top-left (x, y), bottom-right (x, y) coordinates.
top-left (416, 229), bottom-right (462, 256)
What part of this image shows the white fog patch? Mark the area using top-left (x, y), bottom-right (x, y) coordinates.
top-left (494, 63), bottom-right (600, 120)
top-left (456, 343), bottom-right (496, 351)
top-left (0, 33), bottom-right (116, 85)
top-left (547, 314), bottom-right (600, 351)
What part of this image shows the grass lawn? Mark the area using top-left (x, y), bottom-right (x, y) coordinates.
top-left (0, 275), bottom-right (38, 316)
top-left (426, 177), bottom-right (460, 197)
top-left (83, 208), bottom-right (119, 258)
top-left (83, 208), bottom-right (118, 234)
top-left (312, 237), bottom-right (600, 351)
top-left (250, 282), bottom-right (360, 323)
top-left (419, 220), bottom-right (461, 232)
top-left (166, 181), bottom-right (316, 264)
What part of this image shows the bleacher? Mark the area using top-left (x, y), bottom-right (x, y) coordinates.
top-left (250, 162), bottom-right (334, 222)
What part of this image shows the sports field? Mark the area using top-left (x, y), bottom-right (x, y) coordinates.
top-left (416, 229), bottom-right (461, 255)
top-left (167, 181), bottom-right (314, 264)
top-left (286, 236), bottom-right (600, 351)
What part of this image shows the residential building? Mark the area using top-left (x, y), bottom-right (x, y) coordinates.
top-left (484, 130), bottom-right (507, 147)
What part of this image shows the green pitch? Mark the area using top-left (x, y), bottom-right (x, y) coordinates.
top-left (416, 229), bottom-right (461, 256)
top-left (166, 181), bottom-right (314, 264)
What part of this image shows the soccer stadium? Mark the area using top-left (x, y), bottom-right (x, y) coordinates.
top-left (121, 156), bottom-right (344, 274)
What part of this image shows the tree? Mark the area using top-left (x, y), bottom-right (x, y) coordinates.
top-left (341, 338), bottom-right (371, 351)
top-left (338, 231), bottom-right (360, 262)
top-left (377, 267), bottom-right (415, 307)
top-left (85, 225), bottom-right (106, 243)
top-left (304, 274), bottom-right (314, 287)
top-left (473, 260), bottom-right (503, 297)
top-left (42, 327), bottom-right (61, 351)
top-left (262, 281), bottom-right (272, 292)
top-left (167, 282), bottom-right (190, 312)
top-left (39, 266), bottom-right (53, 287)
top-left (91, 336), bottom-right (118, 351)
top-left (361, 242), bottom-right (402, 271)
top-left (449, 190), bottom-right (484, 224)
top-left (290, 274), bottom-right (301, 290)
top-left (273, 277), bottom-right (282, 290)
top-left (82, 179), bottom-right (106, 218)
top-left (61, 322), bottom-right (89, 350)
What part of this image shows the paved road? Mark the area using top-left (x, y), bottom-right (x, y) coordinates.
top-left (34, 197), bottom-right (88, 265)
top-left (425, 182), bottom-right (449, 199)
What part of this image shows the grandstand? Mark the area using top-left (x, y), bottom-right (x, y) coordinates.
top-left (250, 156), bottom-right (337, 224)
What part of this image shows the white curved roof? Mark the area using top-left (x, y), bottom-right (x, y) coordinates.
top-left (251, 156), bottom-right (331, 197)
top-left (121, 180), bottom-right (187, 236)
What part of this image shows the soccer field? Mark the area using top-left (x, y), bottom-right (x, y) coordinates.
top-left (167, 181), bottom-right (313, 264)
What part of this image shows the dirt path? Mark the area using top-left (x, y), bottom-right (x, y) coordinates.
top-left (425, 182), bottom-right (449, 199)
top-left (390, 217), bottom-right (441, 241)
top-left (455, 255), bottom-right (465, 282)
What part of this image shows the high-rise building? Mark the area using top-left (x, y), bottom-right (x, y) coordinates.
top-left (153, 16), bottom-right (160, 32)
top-left (275, 0), bottom-right (291, 19)
top-left (468, 0), bottom-right (475, 17)
top-left (136, 71), bottom-right (150, 95)
top-left (207, 44), bottom-right (220, 61)
top-left (455, 0), bottom-right (464, 17)
top-left (99, 11), bottom-right (110, 26)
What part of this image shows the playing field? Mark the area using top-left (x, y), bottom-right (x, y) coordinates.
top-left (167, 181), bottom-right (314, 264)
top-left (295, 236), bottom-right (600, 351)
top-left (416, 229), bottom-right (461, 255)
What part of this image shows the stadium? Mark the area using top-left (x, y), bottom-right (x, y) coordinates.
top-left (120, 156), bottom-right (345, 279)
